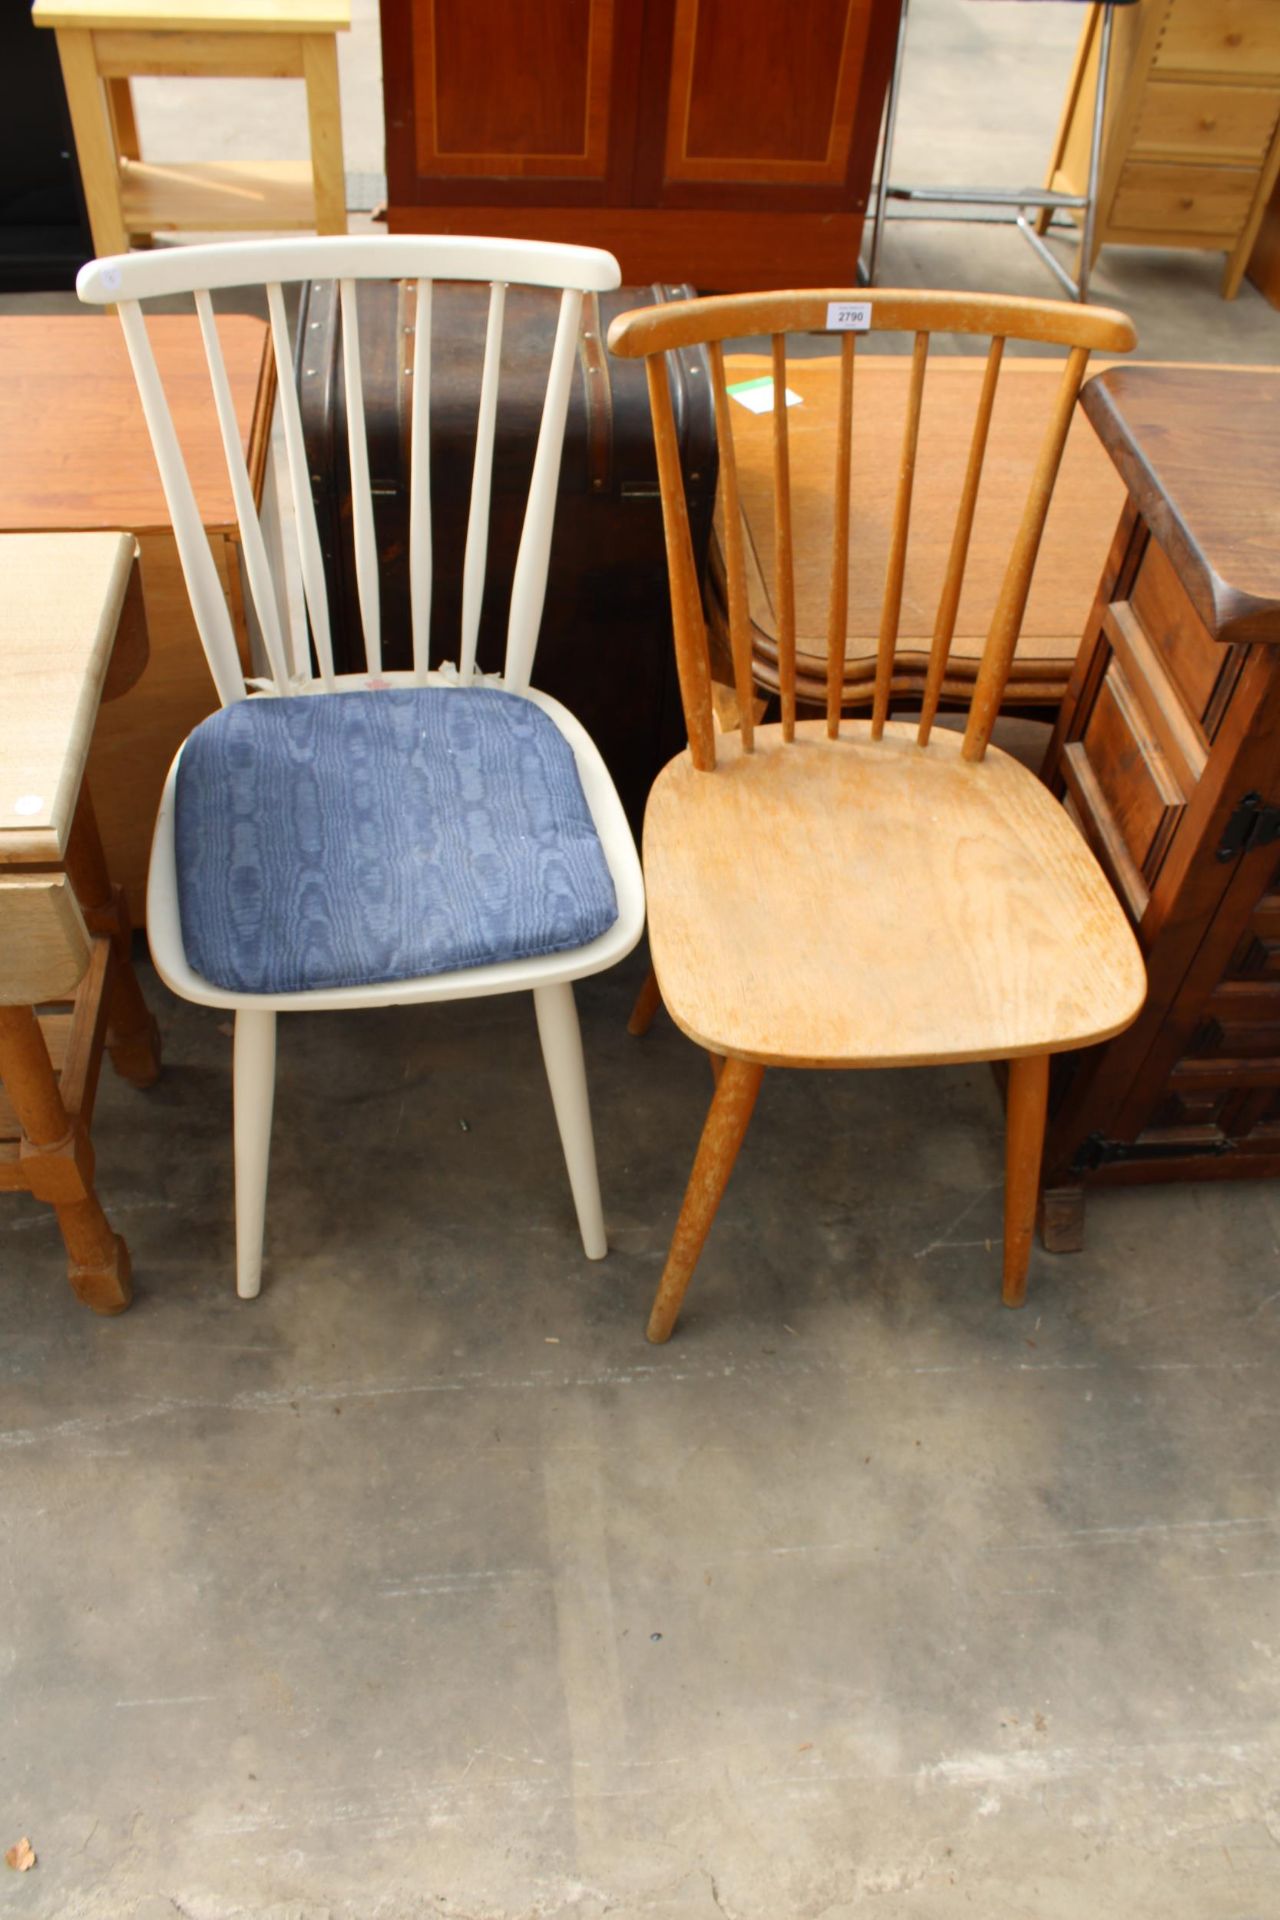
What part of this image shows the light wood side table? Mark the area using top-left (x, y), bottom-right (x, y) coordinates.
top-left (33, 0), bottom-right (350, 252)
top-left (0, 532), bottom-right (162, 1314)
top-left (0, 313), bottom-right (275, 922)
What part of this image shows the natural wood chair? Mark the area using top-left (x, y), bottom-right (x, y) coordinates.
top-left (608, 289), bottom-right (1147, 1342)
top-left (78, 236), bottom-right (645, 1300)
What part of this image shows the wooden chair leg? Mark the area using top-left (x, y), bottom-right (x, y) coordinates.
top-left (0, 1004), bottom-right (131, 1314)
top-left (1003, 1052), bottom-right (1050, 1309)
top-left (627, 965), bottom-right (662, 1036)
top-left (56, 1195), bottom-right (133, 1315)
top-left (234, 1008), bottom-right (277, 1300)
top-left (65, 785), bottom-right (160, 1088)
top-left (647, 1056), bottom-right (764, 1344)
top-left (302, 34), bottom-right (348, 235)
top-left (533, 980), bottom-right (607, 1260)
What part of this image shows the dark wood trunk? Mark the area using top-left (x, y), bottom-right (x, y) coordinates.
top-left (296, 279), bottom-right (717, 826)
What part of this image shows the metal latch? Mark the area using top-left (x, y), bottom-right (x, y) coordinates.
top-left (1070, 1130), bottom-right (1234, 1173)
top-left (1216, 792), bottom-right (1280, 863)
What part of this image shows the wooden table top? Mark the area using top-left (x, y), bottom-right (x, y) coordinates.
top-left (1081, 365), bottom-right (1280, 646)
top-left (721, 353), bottom-right (1128, 666)
top-left (0, 314), bottom-right (272, 537)
top-left (0, 533), bottom-right (138, 863)
top-left (32, 0), bottom-right (349, 32)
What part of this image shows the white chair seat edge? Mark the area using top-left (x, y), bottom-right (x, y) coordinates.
top-left (144, 674), bottom-right (646, 1013)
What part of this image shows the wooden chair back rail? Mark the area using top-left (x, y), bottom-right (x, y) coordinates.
top-left (409, 275), bottom-right (433, 680)
top-left (872, 329), bottom-right (929, 742)
top-left (192, 287), bottom-right (292, 690)
top-left (644, 353), bottom-right (717, 772)
top-left (961, 343), bottom-right (1091, 762)
top-left (80, 236), bottom-right (619, 705)
top-left (607, 289), bottom-right (1135, 767)
top-left (769, 333), bottom-right (797, 741)
top-left (918, 335), bottom-right (1005, 748)
top-left (338, 278), bottom-right (381, 677)
top-left (267, 279), bottom-right (336, 688)
top-left (826, 333), bottom-right (854, 738)
top-left (706, 340), bottom-right (755, 754)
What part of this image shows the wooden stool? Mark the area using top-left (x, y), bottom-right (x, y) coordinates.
top-left (0, 533), bottom-right (162, 1314)
top-left (33, 0), bottom-right (350, 254)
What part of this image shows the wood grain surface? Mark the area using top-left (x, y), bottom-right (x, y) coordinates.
top-left (0, 314), bottom-right (273, 917)
top-left (1081, 365), bottom-right (1280, 641)
top-left (0, 533), bottom-right (136, 864)
top-left (33, 0), bottom-right (348, 30)
top-left (712, 355), bottom-right (1125, 674)
top-left (644, 719), bottom-right (1146, 1069)
top-left (0, 315), bottom-right (271, 534)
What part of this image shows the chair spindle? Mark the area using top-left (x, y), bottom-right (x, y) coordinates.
top-left (645, 354), bottom-right (716, 771)
top-left (918, 336), bottom-right (1005, 747)
top-left (459, 281), bottom-right (506, 684)
top-left (707, 341), bottom-right (754, 751)
top-left (964, 344), bottom-right (1091, 762)
top-left (338, 278), bottom-right (381, 677)
top-left (266, 280), bottom-right (336, 689)
top-left (871, 330), bottom-right (929, 741)
top-left (771, 333), bottom-right (797, 742)
top-left (116, 299), bottom-right (246, 707)
top-left (409, 276), bottom-right (433, 683)
top-left (505, 287), bottom-right (583, 698)
top-left (193, 290), bottom-right (292, 692)
top-left (826, 332), bottom-right (856, 739)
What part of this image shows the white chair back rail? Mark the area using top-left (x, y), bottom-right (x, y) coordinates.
top-left (78, 236), bottom-right (622, 704)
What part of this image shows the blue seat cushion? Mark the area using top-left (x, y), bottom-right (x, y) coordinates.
top-left (173, 686), bottom-right (619, 995)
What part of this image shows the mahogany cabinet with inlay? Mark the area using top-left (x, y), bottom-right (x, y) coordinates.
top-left (1039, 365), bottom-right (1280, 1249)
top-left (381, 0), bottom-right (901, 288)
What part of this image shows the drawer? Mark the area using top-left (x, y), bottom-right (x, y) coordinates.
top-left (1110, 161), bottom-right (1259, 237)
top-left (1154, 0), bottom-right (1280, 80)
top-left (1078, 657), bottom-right (1186, 881)
top-left (1126, 533), bottom-right (1225, 724)
top-left (1131, 81), bottom-right (1280, 165)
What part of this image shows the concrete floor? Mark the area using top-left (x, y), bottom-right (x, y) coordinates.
top-left (5, 1), bottom-right (1280, 1916)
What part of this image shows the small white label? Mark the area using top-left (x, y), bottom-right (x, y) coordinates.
top-left (12, 794), bottom-right (43, 817)
top-left (726, 375), bottom-right (803, 415)
top-left (101, 265), bottom-right (122, 293)
top-left (826, 301), bottom-right (871, 332)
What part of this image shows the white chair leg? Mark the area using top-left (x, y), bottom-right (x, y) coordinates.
top-left (233, 1007), bottom-right (277, 1299)
top-left (532, 981), bottom-right (607, 1260)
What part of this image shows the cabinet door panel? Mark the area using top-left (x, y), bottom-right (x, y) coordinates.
top-left (386, 0), bottom-right (642, 204)
top-left (639, 0), bottom-right (891, 209)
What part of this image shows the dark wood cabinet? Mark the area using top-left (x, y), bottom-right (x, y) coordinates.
top-left (1039, 365), bottom-right (1280, 1247)
top-left (382, 0), bottom-right (900, 287)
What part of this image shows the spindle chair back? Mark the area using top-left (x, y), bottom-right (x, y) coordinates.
top-left (78, 235), bottom-right (624, 702)
top-left (607, 288), bottom-right (1146, 1342)
top-left (77, 235), bottom-right (645, 1300)
top-left (608, 288), bottom-right (1137, 763)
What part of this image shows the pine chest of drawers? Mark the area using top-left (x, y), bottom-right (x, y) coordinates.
top-left (1044, 0), bottom-right (1280, 298)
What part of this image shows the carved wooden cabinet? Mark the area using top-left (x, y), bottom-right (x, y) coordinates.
top-left (381, 0), bottom-right (901, 288)
top-left (1039, 365), bottom-right (1280, 1247)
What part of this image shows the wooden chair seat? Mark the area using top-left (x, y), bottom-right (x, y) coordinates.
top-left (647, 720), bottom-right (1145, 1069)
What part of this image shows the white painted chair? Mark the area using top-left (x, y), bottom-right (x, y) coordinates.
top-left (77, 235), bottom-right (646, 1298)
